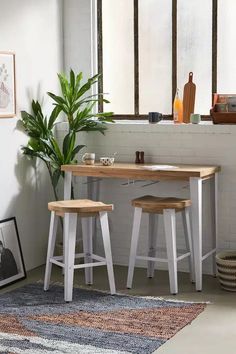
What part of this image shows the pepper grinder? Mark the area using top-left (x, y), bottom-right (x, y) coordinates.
top-left (135, 151), bottom-right (140, 164)
top-left (140, 151), bottom-right (145, 164)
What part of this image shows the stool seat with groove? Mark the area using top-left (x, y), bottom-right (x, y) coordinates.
top-left (127, 195), bottom-right (194, 294)
top-left (44, 199), bottom-right (116, 302)
top-left (48, 199), bottom-right (113, 214)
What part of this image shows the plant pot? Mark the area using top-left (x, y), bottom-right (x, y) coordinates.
top-left (216, 251), bottom-right (236, 291)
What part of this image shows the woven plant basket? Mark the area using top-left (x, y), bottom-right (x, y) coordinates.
top-left (216, 251), bottom-right (236, 291)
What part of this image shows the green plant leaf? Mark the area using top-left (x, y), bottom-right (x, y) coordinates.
top-left (52, 169), bottom-right (61, 188)
top-left (71, 144), bottom-right (85, 161)
top-left (75, 72), bottom-right (83, 92)
top-left (62, 132), bottom-right (71, 157)
top-left (47, 92), bottom-right (67, 106)
top-left (64, 132), bottom-right (76, 164)
top-left (70, 69), bottom-right (75, 92)
top-left (48, 106), bottom-right (62, 129)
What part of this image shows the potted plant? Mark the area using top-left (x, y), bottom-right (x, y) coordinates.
top-left (20, 70), bottom-right (113, 201)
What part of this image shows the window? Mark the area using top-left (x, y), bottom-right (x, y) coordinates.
top-left (97, 0), bottom-right (222, 119)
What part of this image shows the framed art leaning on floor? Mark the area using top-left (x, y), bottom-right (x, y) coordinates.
top-left (0, 52), bottom-right (16, 118)
top-left (0, 217), bottom-right (26, 288)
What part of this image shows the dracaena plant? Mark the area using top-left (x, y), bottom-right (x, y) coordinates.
top-left (20, 70), bottom-right (113, 201)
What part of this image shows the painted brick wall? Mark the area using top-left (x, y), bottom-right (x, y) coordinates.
top-left (57, 121), bottom-right (236, 274)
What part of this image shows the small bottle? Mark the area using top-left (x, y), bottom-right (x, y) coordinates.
top-left (135, 151), bottom-right (140, 164)
top-left (173, 88), bottom-right (183, 124)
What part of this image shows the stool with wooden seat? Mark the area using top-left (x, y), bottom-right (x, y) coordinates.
top-left (127, 195), bottom-right (194, 294)
top-left (44, 199), bottom-right (116, 302)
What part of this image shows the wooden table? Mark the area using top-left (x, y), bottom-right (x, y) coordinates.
top-left (61, 162), bottom-right (221, 291)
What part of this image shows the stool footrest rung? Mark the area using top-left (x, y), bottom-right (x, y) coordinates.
top-left (74, 261), bottom-right (106, 269)
top-left (136, 252), bottom-right (190, 263)
top-left (202, 248), bottom-right (216, 261)
top-left (52, 254), bottom-right (85, 261)
top-left (49, 253), bottom-right (107, 269)
top-left (50, 259), bottom-right (65, 268)
top-left (51, 254), bottom-right (106, 262)
top-left (136, 255), bottom-right (168, 263)
top-left (91, 254), bottom-right (106, 262)
top-left (177, 252), bottom-right (191, 261)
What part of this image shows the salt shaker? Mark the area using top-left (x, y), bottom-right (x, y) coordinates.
top-left (135, 151), bottom-right (140, 164)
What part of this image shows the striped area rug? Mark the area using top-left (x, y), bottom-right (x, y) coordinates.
top-left (0, 284), bottom-right (206, 353)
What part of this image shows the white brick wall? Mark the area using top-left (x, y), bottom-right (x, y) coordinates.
top-left (57, 121), bottom-right (236, 274)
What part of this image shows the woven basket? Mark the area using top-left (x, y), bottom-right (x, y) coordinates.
top-left (216, 251), bottom-right (236, 291)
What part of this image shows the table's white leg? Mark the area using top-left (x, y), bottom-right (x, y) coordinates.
top-left (182, 207), bottom-right (194, 282)
top-left (215, 172), bottom-right (219, 252)
top-left (87, 177), bottom-right (100, 253)
top-left (190, 177), bottom-right (203, 291)
top-left (147, 214), bottom-right (158, 278)
top-left (211, 173), bottom-right (218, 276)
top-left (64, 171), bottom-right (72, 200)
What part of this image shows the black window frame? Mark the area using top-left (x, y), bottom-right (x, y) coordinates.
top-left (97, 0), bottom-right (218, 120)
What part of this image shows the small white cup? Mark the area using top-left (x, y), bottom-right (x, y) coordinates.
top-left (82, 153), bottom-right (95, 165)
top-left (100, 157), bottom-right (115, 166)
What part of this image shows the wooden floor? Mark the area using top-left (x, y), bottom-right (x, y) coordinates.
top-left (1, 265), bottom-right (235, 354)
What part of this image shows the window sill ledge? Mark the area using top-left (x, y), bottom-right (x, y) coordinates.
top-left (113, 120), bottom-right (213, 125)
top-left (106, 120), bottom-right (236, 135)
top-left (56, 120), bottom-right (236, 135)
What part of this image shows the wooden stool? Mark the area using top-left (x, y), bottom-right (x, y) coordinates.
top-left (44, 199), bottom-right (116, 302)
top-left (127, 195), bottom-right (194, 294)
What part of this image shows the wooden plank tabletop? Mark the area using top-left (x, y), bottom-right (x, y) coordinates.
top-left (61, 163), bottom-right (221, 180)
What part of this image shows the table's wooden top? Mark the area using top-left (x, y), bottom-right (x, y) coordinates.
top-left (61, 163), bottom-right (220, 180)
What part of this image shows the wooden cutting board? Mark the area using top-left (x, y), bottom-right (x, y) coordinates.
top-left (183, 72), bottom-right (196, 123)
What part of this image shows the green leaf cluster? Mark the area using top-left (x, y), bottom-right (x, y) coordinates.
top-left (20, 70), bottom-right (113, 200)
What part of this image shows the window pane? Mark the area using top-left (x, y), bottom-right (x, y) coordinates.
top-left (139, 0), bottom-right (172, 115)
top-left (102, 0), bottom-right (134, 114)
top-left (218, 0), bottom-right (236, 93)
top-left (177, 0), bottom-right (212, 114)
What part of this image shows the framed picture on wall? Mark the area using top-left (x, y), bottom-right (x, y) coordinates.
top-left (0, 52), bottom-right (16, 118)
top-left (0, 217), bottom-right (26, 288)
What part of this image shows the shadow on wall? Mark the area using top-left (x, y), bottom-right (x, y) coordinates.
top-left (3, 150), bottom-right (52, 270)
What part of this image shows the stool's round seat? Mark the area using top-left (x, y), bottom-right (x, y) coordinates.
top-left (48, 199), bottom-right (113, 214)
top-left (132, 195), bottom-right (191, 213)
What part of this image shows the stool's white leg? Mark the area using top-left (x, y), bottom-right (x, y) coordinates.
top-left (63, 171), bottom-right (72, 276)
top-left (163, 209), bottom-right (178, 295)
top-left (127, 207), bottom-right (142, 289)
top-left (64, 213), bottom-right (77, 302)
top-left (182, 207), bottom-right (194, 282)
top-left (99, 211), bottom-right (116, 294)
top-left (211, 173), bottom-right (218, 276)
top-left (44, 212), bottom-right (58, 291)
top-left (190, 177), bottom-right (203, 291)
top-left (147, 214), bottom-right (158, 278)
top-left (81, 216), bottom-right (93, 285)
